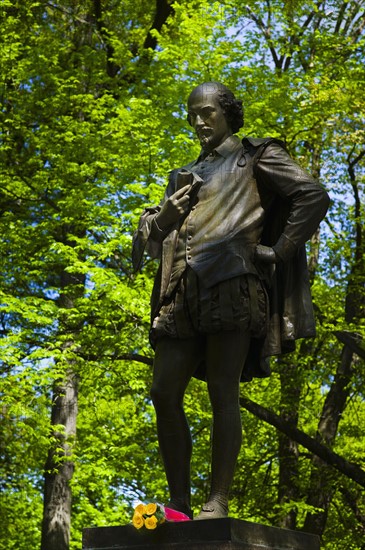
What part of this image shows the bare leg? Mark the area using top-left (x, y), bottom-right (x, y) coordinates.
top-left (196, 329), bottom-right (250, 519)
top-left (150, 336), bottom-right (203, 517)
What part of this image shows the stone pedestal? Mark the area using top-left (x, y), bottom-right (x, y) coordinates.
top-left (82, 518), bottom-right (320, 549)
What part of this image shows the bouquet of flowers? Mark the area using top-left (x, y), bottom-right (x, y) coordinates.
top-left (132, 502), bottom-right (190, 530)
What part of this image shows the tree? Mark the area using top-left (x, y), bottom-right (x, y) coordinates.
top-left (0, 1), bottom-right (364, 549)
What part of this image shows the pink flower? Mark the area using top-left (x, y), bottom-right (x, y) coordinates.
top-left (163, 507), bottom-right (191, 522)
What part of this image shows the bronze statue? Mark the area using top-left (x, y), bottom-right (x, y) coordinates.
top-left (133, 82), bottom-right (329, 520)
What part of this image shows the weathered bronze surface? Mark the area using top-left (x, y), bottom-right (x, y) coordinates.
top-left (133, 82), bottom-right (330, 519)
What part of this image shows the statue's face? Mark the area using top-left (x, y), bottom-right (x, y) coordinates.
top-left (187, 85), bottom-right (232, 153)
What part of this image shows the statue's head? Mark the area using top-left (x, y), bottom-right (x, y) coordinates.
top-left (187, 82), bottom-right (243, 152)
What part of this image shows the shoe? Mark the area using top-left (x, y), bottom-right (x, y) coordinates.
top-left (194, 500), bottom-right (228, 520)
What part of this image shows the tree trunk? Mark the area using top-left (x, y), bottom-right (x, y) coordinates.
top-left (303, 150), bottom-right (364, 536)
top-left (277, 358), bottom-right (301, 530)
top-left (41, 249), bottom-right (85, 550)
top-left (303, 346), bottom-right (354, 535)
top-left (41, 369), bottom-right (78, 550)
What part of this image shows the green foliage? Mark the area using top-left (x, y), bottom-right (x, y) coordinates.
top-left (0, 1), bottom-right (364, 549)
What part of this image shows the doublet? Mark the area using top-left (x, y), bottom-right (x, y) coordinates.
top-left (132, 135), bottom-right (330, 379)
top-left (167, 136), bottom-right (265, 292)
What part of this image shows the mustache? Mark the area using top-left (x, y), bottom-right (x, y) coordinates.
top-left (197, 127), bottom-right (213, 136)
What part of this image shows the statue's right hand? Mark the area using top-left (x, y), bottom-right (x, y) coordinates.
top-left (155, 185), bottom-right (191, 230)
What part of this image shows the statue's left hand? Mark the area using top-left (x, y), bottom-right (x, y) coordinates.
top-left (254, 244), bottom-right (277, 264)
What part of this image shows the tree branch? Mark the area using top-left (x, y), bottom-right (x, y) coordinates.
top-left (143, 0), bottom-right (174, 51)
top-left (244, 5), bottom-right (282, 69)
top-left (240, 396), bottom-right (365, 488)
top-left (334, 1), bottom-right (349, 34)
top-left (82, 352), bottom-right (153, 366)
top-left (93, 0), bottom-right (120, 77)
top-left (334, 331), bottom-right (365, 360)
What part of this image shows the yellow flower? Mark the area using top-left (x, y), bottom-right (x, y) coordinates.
top-left (134, 503), bottom-right (146, 515)
top-left (144, 515), bottom-right (158, 530)
top-left (145, 503), bottom-right (157, 516)
top-left (132, 512), bottom-right (144, 530)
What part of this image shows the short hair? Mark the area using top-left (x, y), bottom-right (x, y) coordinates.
top-left (187, 82), bottom-right (244, 134)
top-left (217, 89), bottom-right (244, 134)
